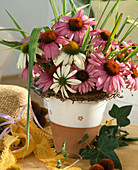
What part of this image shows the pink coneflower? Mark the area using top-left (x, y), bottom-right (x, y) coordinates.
top-left (90, 29), bottom-right (118, 52)
top-left (119, 40), bottom-right (138, 59)
top-left (33, 63), bottom-right (43, 77)
top-left (35, 70), bottom-right (53, 92)
top-left (18, 66), bottom-right (28, 81)
top-left (89, 52), bottom-right (126, 94)
top-left (52, 9), bottom-right (97, 45)
top-left (125, 62), bottom-right (138, 90)
top-left (39, 30), bottom-right (70, 60)
top-left (70, 64), bottom-right (96, 94)
top-left (18, 63), bottom-right (42, 81)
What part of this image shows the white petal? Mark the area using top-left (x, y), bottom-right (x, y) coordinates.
top-left (61, 65), bottom-right (66, 76)
top-left (74, 55), bottom-right (85, 70)
top-left (34, 55), bottom-right (37, 62)
top-left (62, 86), bottom-right (69, 98)
top-left (63, 55), bottom-right (69, 65)
top-left (50, 83), bottom-right (59, 89)
top-left (53, 79), bottom-right (58, 83)
top-left (53, 73), bottom-right (59, 79)
top-left (63, 65), bottom-right (70, 77)
top-left (79, 53), bottom-right (86, 61)
top-left (61, 86), bottom-right (65, 99)
top-left (66, 70), bottom-right (77, 78)
top-left (55, 52), bottom-right (66, 66)
top-left (16, 53), bottom-right (26, 69)
top-left (65, 85), bottom-right (77, 93)
top-left (54, 85), bottom-right (60, 93)
top-left (67, 79), bottom-right (81, 85)
top-left (36, 47), bottom-right (44, 55)
top-left (56, 67), bottom-right (61, 77)
top-left (69, 55), bottom-right (74, 65)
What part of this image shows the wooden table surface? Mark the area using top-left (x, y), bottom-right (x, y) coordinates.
top-left (17, 124), bottom-right (138, 170)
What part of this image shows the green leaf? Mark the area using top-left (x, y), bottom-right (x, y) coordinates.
top-left (49, 0), bottom-right (59, 22)
top-left (104, 13), bottom-right (123, 56)
top-left (63, 151), bottom-right (69, 163)
top-left (0, 28), bottom-right (30, 35)
top-left (55, 0), bottom-right (61, 17)
top-left (65, 4), bottom-right (89, 17)
top-left (62, 0), bottom-right (66, 15)
top-left (95, 0), bottom-right (110, 29)
top-left (0, 42), bottom-right (28, 52)
top-left (82, 133), bottom-right (122, 169)
top-left (127, 18), bottom-right (138, 27)
top-left (43, 26), bottom-right (50, 31)
top-left (109, 104), bottom-right (132, 127)
top-left (111, 45), bottom-right (133, 58)
top-left (24, 27), bottom-right (43, 158)
top-left (0, 40), bottom-right (21, 48)
top-left (100, 0), bottom-right (121, 30)
top-left (81, 25), bottom-right (90, 53)
top-left (119, 17), bottom-right (138, 45)
top-left (56, 160), bottom-right (62, 168)
top-left (56, 141), bottom-right (66, 155)
top-left (69, 0), bottom-right (77, 13)
top-left (99, 125), bottom-right (118, 137)
top-left (5, 9), bottom-right (27, 39)
top-left (87, 0), bottom-right (92, 17)
top-left (123, 47), bottom-right (138, 62)
top-left (78, 134), bottom-right (90, 144)
top-left (115, 16), bottom-right (129, 39)
top-left (114, 4), bottom-right (119, 26)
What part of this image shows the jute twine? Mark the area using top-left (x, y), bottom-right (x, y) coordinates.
top-left (0, 85), bottom-right (32, 120)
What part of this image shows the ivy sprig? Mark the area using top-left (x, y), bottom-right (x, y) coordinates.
top-left (56, 141), bottom-right (69, 168)
top-left (78, 104), bottom-right (136, 170)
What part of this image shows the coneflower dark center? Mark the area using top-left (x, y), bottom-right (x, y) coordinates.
top-left (41, 30), bottom-right (57, 44)
top-left (58, 77), bottom-right (67, 86)
top-left (132, 43), bottom-right (138, 50)
top-left (104, 61), bottom-right (120, 76)
top-left (69, 17), bottom-right (84, 31)
top-left (64, 41), bottom-right (80, 55)
top-left (100, 30), bottom-right (111, 41)
top-left (21, 44), bottom-right (29, 53)
top-left (131, 67), bottom-right (138, 79)
top-left (76, 70), bottom-right (89, 82)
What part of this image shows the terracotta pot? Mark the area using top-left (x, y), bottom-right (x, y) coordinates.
top-left (44, 97), bottom-right (107, 156)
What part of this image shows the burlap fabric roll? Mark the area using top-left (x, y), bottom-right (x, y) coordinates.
top-left (0, 85), bottom-right (32, 120)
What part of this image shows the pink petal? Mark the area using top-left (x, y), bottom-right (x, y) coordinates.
top-left (75, 9), bottom-right (84, 18)
top-left (61, 16), bottom-right (72, 21)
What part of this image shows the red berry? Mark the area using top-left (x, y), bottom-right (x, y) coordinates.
top-left (100, 159), bottom-right (114, 170)
top-left (89, 164), bottom-right (105, 170)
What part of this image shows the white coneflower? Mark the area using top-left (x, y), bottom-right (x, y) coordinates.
top-left (54, 41), bottom-right (86, 70)
top-left (50, 65), bottom-right (81, 98)
top-left (16, 44), bottom-right (44, 69)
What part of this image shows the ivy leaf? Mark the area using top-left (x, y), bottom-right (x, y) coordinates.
top-left (78, 134), bottom-right (89, 144)
top-left (62, 151), bottom-right (69, 163)
top-left (56, 141), bottom-right (66, 155)
top-left (56, 160), bottom-right (62, 168)
top-left (82, 133), bottom-right (122, 170)
top-left (109, 104), bottom-right (132, 127)
top-left (99, 125), bottom-right (118, 137)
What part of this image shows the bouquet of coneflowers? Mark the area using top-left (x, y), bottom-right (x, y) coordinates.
top-left (1, 0), bottom-right (138, 101)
